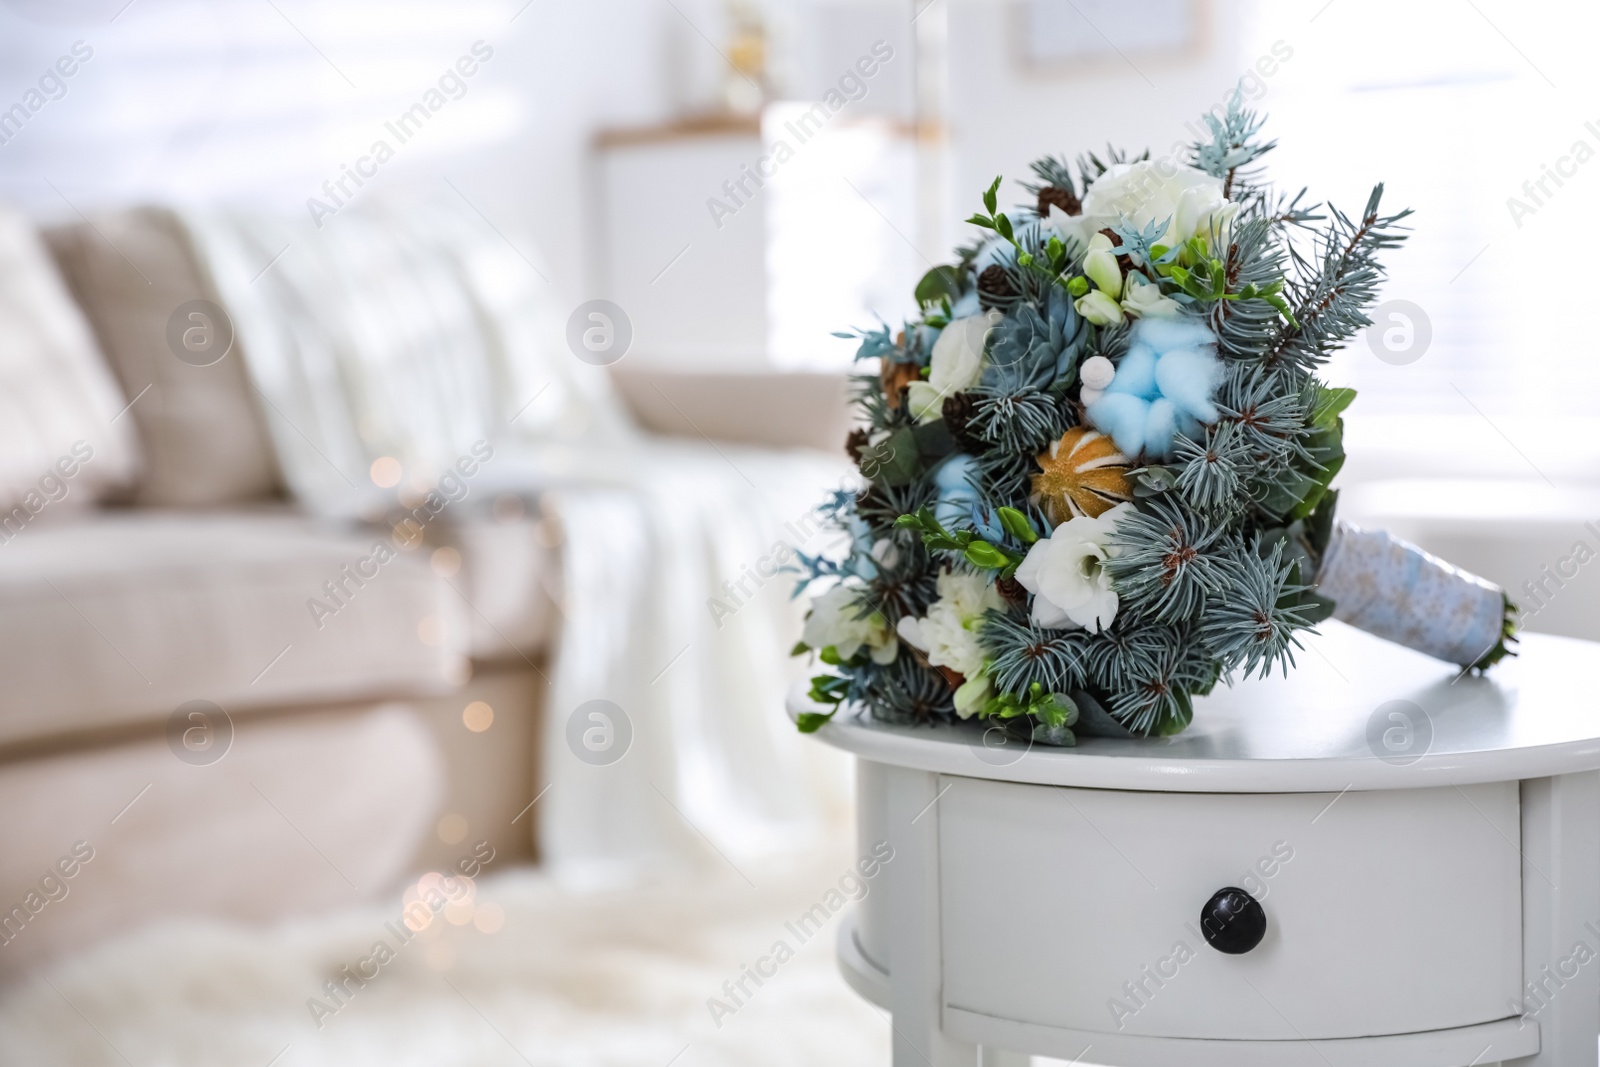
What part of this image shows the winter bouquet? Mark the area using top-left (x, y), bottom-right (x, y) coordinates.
top-left (791, 92), bottom-right (1517, 745)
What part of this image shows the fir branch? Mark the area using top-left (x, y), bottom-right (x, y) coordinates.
top-left (861, 654), bottom-right (955, 725)
top-left (1174, 421), bottom-right (1251, 516)
top-left (1208, 216), bottom-right (1290, 358)
top-left (983, 608), bottom-right (1094, 695)
top-left (965, 387), bottom-right (1066, 456)
top-left (1106, 500), bottom-right (1235, 623)
top-left (1199, 539), bottom-right (1315, 679)
top-left (1192, 86), bottom-right (1277, 199)
top-left (1262, 184), bottom-right (1412, 371)
top-left (1090, 621), bottom-right (1213, 735)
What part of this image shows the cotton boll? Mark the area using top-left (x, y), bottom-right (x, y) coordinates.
top-left (950, 289), bottom-right (980, 319)
top-left (1086, 393), bottom-right (1149, 458)
top-left (1136, 318), bottom-right (1216, 352)
top-left (1143, 397), bottom-right (1180, 459)
top-left (934, 454), bottom-right (980, 530)
top-left (1153, 348), bottom-right (1222, 423)
top-left (1107, 344), bottom-right (1157, 397)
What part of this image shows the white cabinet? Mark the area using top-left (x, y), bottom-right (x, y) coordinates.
top-left (803, 625), bottom-right (1600, 1066)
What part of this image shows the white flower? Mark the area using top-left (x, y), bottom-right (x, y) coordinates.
top-left (953, 674), bottom-right (992, 718)
top-left (1056, 161), bottom-right (1237, 252)
top-left (907, 310), bottom-right (1000, 423)
top-left (1121, 273), bottom-right (1182, 320)
top-left (803, 584), bottom-right (898, 664)
top-left (1074, 289), bottom-right (1125, 327)
top-left (896, 570), bottom-right (1002, 679)
top-left (1082, 232), bottom-right (1123, 299)
top-left (1015, 503), bottom-right (1134, 632)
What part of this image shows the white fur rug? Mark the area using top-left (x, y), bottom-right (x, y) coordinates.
top-left (0, 843), bottom-right (889, 1067)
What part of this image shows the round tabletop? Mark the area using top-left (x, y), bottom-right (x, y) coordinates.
top-left (789, 622), bottom-right (1600, 792)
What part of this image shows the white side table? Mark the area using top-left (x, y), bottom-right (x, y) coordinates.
top-left (795, 621), bottom-right (1600, 1067)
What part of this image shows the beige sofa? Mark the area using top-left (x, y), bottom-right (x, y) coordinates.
top-left (0, 205), bottom-right (850, 977)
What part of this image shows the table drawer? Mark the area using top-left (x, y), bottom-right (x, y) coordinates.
top-left (938, 776), bottom-right (1522, 1041)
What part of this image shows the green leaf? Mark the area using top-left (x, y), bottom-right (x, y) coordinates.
top-left (1256, 466), bottom-right (1322, 521)
top-left (1283, 422), bottom-right (1346, 521)
top-left (796, 710), bottom-right (836, 733)
top-left (963, 541), bottom-right (1009, 570)
top-left (1034, 691), bottom-right (1078, 728)
top-left (965, 214), bottom-right (995, 230)
top-left (912, 418), bottom-right (958, 463)
top-left (818, 645), bottom-right (843, 666)
top-left (790, 641), bottom-right (810, 657)
top-left (1131, 465), bottom-right (1179, 495)
top-left (859, 426), bottom-right (920, 486)
top-left (1031, 722), bottom-right (1076, 747)
top-left (995, 213), bottom-right (1014, 241)
top-left (982, 176), bottom-right (1000, 215)
top-left (1289, 455), bottom-right (1344, 521)
top-left (1310, 387), bottom-right (1357, 429)
top-left (1066, 276), bottom-right (1089, 297)
top-left (996, 506), bottom-right (1039, 544)
top-left (914, 265), bottom-right (962, 307)
top-left (807, 673), bottom-right (849, 706)
top-left (1154, 689), bottom-right (1194, 736)
top-left (1265, 293), bottom-right (1299, 328)
top-left (1305, 488), bottom-right (1340, 558)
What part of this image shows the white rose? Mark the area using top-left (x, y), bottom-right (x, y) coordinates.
top-left (896, 569), bottom-right (1003, 679)
top-left (907, 310), bottom-right (1000, 423)
top-left (1014, 503), bottom-right (1134, 632)
top-left (1075, 161), bottom-right (1237, 251)
top-left (1121, 273), bottom-right (1182, 319)
top-left (803, 584), bottom-right (898, 664)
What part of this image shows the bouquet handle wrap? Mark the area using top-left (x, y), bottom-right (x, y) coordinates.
top-left (1314, 521), bottom-right (1507, 667)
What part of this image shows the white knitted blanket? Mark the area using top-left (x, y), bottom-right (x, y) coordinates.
top-left (182, 196), bottom-right (851, 882)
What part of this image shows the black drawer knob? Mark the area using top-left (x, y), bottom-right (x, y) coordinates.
top-left (1200, 887), bottom-right (1267, 954)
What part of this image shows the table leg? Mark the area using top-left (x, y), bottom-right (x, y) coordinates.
top-left (887, 766), bottom-right (978, 1067)
top-left (1506, 772), bottom-right (1600, 1067)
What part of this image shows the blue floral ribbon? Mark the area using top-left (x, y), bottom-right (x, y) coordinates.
top-left (1315, 522), bottom-right (1505, 667)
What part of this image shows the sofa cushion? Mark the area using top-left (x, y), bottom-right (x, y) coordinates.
top-left (0, 704), bottom-right (442, 976)
top-left (0, 205), bottom-right (140, 514)
top-left (45, 208), bottom-right (283, 506)
top-left (0, 511), bottom-right (468, 746)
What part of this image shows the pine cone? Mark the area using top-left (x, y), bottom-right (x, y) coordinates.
top-left (880, 359), bottom-right (920, 410)
top-left (1037, 185), bottom-right (1081, 217)
top-left (845, 427), bottom-right (870, 464)
top-left (996, 576), bottom-right (1028, 605)
top-left (977, 264), bottom-right (1017, 308)
top-left (942, 391), bottom-right (986, 453)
